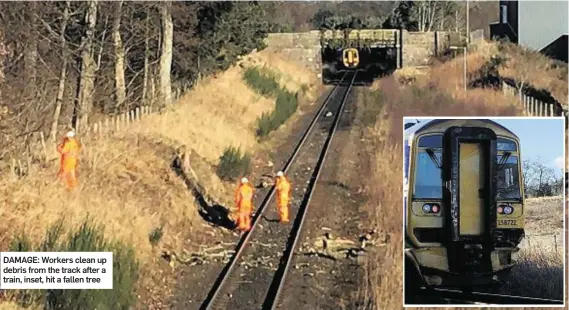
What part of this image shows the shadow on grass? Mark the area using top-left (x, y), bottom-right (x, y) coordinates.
top-left (499, 249), bottom-right (564, 300)
top-left (171, 158), bottom-right (236, 230)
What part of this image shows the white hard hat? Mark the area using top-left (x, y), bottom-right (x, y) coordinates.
top-left (276, 171), bottom-right (284, 177)
top-left (241, 177), bottom-right (248, 183)
top-left (66, 131), bottom-right (75, 138)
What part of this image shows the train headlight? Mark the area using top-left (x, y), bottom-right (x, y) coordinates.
top-left (431, 205), bottom-right (440, 213)
top-left (503, 206), bottom-right (513, 215)
top-left (497, 206), bottom-right (504, 214)
top-left (422, 204), bottom-right (431, 213)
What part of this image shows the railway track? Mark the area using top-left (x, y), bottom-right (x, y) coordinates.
top-left (411, 287), bottom-right (563, 305)
top-left (199, 71), bottom-right (357, 310)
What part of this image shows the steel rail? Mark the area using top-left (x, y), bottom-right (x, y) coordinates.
top-left (265, 71), bottom-right (358, 309)
top-left (200, 71), bottom-right (351, 310)
top-left (417, 287), bottom-right (564, 305)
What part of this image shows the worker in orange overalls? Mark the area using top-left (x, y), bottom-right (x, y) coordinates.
top-left (57, 130), bottom-right (81, 190)
top-left (275, 171), bottom-right (291, 223)
top-left (234, 177), bottom-right (255, 232)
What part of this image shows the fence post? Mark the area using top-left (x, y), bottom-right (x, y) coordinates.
top-left (136, 107), bottom-right (141, 120)
top-left (550, 103), bottom-right (554, 116)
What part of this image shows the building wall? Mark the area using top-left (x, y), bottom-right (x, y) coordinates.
top-left (518, 1), bottom-right (568, 51)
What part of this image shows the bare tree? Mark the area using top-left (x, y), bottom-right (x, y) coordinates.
top-left (410, 1), bottom-right (439, 32)
top-left (73, 0), bottom-right (98, 133)
top-left (142, 6), bottom-right (151, 106)
top-left (49, 1), bottom-right (71, 144)
top-left (24, 2), bottom-right (38, 88)
top-left (112, 0), bottom-right (126, 110)
top-left (502, 45), bottom-right (550, 106)
top-left (159, 1), bottom-right (173, 108)
top-left (524, 158), bottom-right (560, 197)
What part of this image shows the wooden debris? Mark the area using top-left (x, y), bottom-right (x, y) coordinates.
top-left (302, 230), bottom-right (390, 261)
top-left (162, 245), bottom-right (236, 268)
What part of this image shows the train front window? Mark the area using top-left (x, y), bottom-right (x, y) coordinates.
top-left (414, 134), bottom-right (443, 199)
top-left (497, 155), bottom-right (521, 200)
top-left (414, 150), bottom-right (443, 199)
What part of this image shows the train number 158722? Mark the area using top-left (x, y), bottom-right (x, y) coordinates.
top-left (498, 219), bottom-right (517, 226)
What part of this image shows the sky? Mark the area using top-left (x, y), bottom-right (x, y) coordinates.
top-left (404, 117), bottom-right (565, 171)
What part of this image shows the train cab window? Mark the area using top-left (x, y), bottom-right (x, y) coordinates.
top-left (497, 138), bottom-right (518, 151)
top-left (418, 135), bottom-right (443, 148)
top-left (414, 135), bottom-right (443, 199)
top-left (497, 155), bottom-right (521, 200)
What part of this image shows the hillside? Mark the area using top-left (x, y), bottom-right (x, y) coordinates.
top-left (0, 49), bottom-right (319, 309)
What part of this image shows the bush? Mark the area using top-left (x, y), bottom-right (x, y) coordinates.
top-left (242, 66), bottom-right (299, 138)
top-left (217, 146), bottom-right (251, 181)
top-left (243, 67), bottom-right (280, 97)
top-left (256, 90), bottom-right (298, 137)
top-left (8, 218), bottom-right (139, 310)
top-left (148, 225), bottom-right (164, 247)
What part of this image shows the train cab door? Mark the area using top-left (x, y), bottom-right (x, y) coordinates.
top-left (443, 126), bottom-right (498, 273)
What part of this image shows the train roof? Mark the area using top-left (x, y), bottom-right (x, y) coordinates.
top-left (404, 119), bottom-right (519, 140)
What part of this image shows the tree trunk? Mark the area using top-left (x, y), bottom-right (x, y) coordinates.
top-left (73, 0), bottom-right (98, 133)
top-left (49, 1), bottom-right (70, 145)
top-left (0, 30), bottom-right (6, 102)
top-left (159, 1), bottom-right (173, 108)
top-left (112, 0), bottom-right (126, 110)
top-left (24, 1), bottom-right (38, 88)
top-left (142, 7), bottom-right (150, 106)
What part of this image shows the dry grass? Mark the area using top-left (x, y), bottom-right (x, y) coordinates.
top-left (0, 302), bottom-right (38, 310)
top-left (356, 72), bottom-right (566, 309)
top-left (0, 134), bottom-right (196, 265)
top-left (425, 41), bottom-right (568, 106)
top-left (524, 196), bottom-right (564, 236)
top-left (0, 49), bottom-right (318, 307)
top-left (498, 43), bottom-right (568, 106)
top-left (248, 48), bottom-right (318, 97)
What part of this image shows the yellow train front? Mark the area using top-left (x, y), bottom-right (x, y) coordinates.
top-left (404, 119), bottom-right (525, 294)
top-left (341, 48), bottom-right (359, 69)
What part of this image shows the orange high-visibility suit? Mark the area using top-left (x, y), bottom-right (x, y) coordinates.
top-left (57, 137), bottom-right (81, 190)
top-left (235, 182), bottom-right (255, 231)
top-left (275, 175), bottom-right (291, 223)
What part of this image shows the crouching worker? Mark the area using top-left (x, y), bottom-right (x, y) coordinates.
top-left (234, 177), bottom-right (255, 232)
top-left (57, 130), bottom-right (81, 190)
top-left (275, 171), bottom-right (291, 223)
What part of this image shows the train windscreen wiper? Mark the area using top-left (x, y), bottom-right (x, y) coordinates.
top-left (497, 152), bottom-right (512, 171)
top-left (426, 148), bottom-right (442, 169)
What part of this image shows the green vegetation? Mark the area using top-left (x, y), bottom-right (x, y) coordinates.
top-left (148, 225), bottom-right (164, 247)
top-left (241, 66), bottom-right (299, 137)
top-left (217, 146), bottom-right (251, 181)
top-left (243, 67), bottom-right (281, 97)
top-left (8, 219), bottom-right (139, 310)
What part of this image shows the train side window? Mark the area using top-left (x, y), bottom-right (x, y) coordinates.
top-left (497, 138), bottom-right (517, 151)
top-left (497, 155), bottom-right (521, 200)
top-left (413, 150), bottom-right (443, 199)
top-left (418, 135), bottom-right (443, 148)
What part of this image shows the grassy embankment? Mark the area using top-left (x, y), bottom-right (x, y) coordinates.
top-left (357, 40), bottom-right (566, 309)
top-left (0, 49), bottom-right (317, 309)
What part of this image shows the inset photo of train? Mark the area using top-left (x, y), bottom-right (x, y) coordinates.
top-left (403, 117), bottom-right (566, 306)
